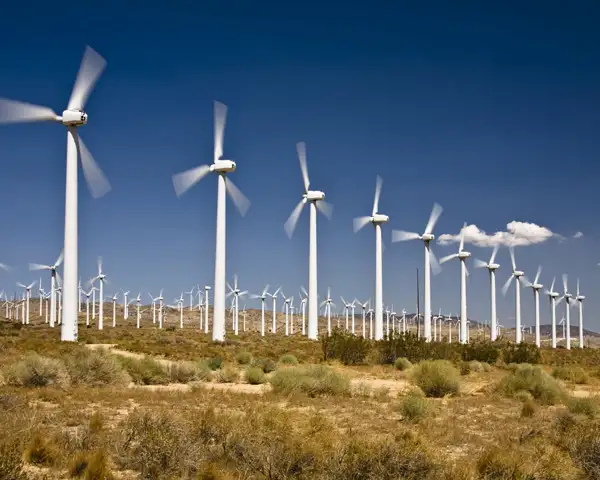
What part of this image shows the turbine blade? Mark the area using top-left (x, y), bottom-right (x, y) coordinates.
top-left (550, 277), bottom-right (556, 293)
top-left (474, 258), bottom-right (488, 268)
top-left (562, 273), bottom-right (568, 293)
top-left (29, 263), bottom-right (51, 271)
top-left (56, 272), bottom-right (63, 288)
top-left (372, 175), bottom-right (382, 216)
top-left (16, 283), bottom-right (25, 288)
top-left (67, 45), bottom-right (107, 111)
top-left (214, 100), bottom-right (227, 161)
top-left (430, 248), bottom-right (441, 276)
top-left (301, 285), bottom-right (308, 297)
top-left (27, 281), bottom-right (36, 289)
top-left (489, 244), bottom-right (499, 264)
top-left (297, 142), bottom-right (310, 192)
top-left (172, 165), bottom-right (211, 197)
top-left (353, 216), bottom-right (372, 233)
top-left (424, 202), bottom-right (443, 235)
top-left (556, 296), bottom-right (564, 306)
top-left (534, 266), bottom-right (542, 285)
top-left (509, 247), bottom-right (516, 271)
top-left (459, 222), bottom-right (466, 252)
top-left (316, 200), bottom-right (333, 219)
top-left (225, 178), bottom-right (251, 217)
top-left (76, 134), bottom-right (111, 199)
top-left (284, 200), bottom-right (305, 238)
top-left (501, 275), bottom-right (514, 296)
top-left (0, 263), bottom-right (11, 272)
top-left (439, 253), bottom-right (458, 264)
top-left (577, 278), bottom-right (580, 296)
top-left (262, 284), bottom-right (270, 296)
top-left (520, 276), bottom-right (532, 288)
top-left (391, 230), bottom-right (420, 242)
top-left (0, 98), bottom-right (58, 124)
top-left (464, 264), bottom-right (470, 277)
top-left (55, 250), bottom-right (64, 267)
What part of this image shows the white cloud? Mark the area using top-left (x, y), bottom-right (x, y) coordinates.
top-left (573, 231), bottom-right (584, 239)
top-left (437, 221), bottom-right (560, 248)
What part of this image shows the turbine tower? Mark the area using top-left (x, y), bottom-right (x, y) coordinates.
top-left (17, 281), bottom-right (36, 325)
top-left (0, 46), bottom-right (111, 341)
top-left (545, 277), bottom-right (560, 348)
top-left (353, 175), bottom-right (389, 341)
top-left (439, 223), bottom-right (470, 344)
top-left (501, 247), bottom-right (526, 344)
top-left (474, 245), bottom-right (500, 341)
top-left (29, 251), bottom-right (63, 328)
top-left (575, 279), bottom-right (585, 349)
top-left (89, 257), bottom-right (107, 330)
top-left (391, 203), bottom-right (443, 342)
top-left (523, 266), bottom-right (543, 347)
top-left (172, 101), bottom-right (250, 342)
top-left (284, 142), bottom-right (333, 340)
top-left (250, 284), bottom-right (270, 337)
top-left (557, 274), bottom-right (576, 350)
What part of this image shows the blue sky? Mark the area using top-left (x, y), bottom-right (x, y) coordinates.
top-left (0, 1), bottom-right (598, 330)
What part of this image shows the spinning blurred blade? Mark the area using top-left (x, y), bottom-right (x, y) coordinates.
top-left (424, 202), bottom-right (443, 235)
top-left (172, 165), bottom-right (211, 197)
top-left (316, 200), bottom-right (333, 219)
top-left (297, 142), bottom-right (310, 192)
top-left (0, 98), bottom-right (57, 124)
top-left (372, 175), bottom-right (382, 216)
top-left (77, 134), bottom-right (111, 199)
top-left (68, 46), bottom-right (107, 111)
top-left (214, 101), bottom-right (227, 162)
top-left (284, 200), bottom-right (305, 238)
top-left (391, 230), bottom-right (420, 242)
top-left (225, 178), bottom-right (250, 216)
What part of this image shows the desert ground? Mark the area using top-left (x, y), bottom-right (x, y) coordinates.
top-left (1, 305), bottom-right (600, 479)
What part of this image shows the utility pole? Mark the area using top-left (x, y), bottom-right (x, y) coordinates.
top-left (416, 268), bottom-right (420, 338)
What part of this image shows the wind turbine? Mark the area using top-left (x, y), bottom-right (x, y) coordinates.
top-left (557, 274), bottom-right (576, 350)
top-left (16, 281), bottom-right (36, 325)
top-left (284, 142), bottom-right (333, 340)
top-left (135, 293), bottom-right (142, 328)
top-left (319, 287), bottom-right (335, 336)
top-left (250, 284), bottom-right (270, 337)
top-left (281, 291), bottom-right (293, 336)
top-left (89, 257), bottom-right (108, 330)
top-left (439, 223), bottom-right (470, 344)
top-left (340, 297), bottom-right (352, 331)
top-left (300, 286), bottom-right (308, 335)
top-left (392, 203), bottom-right (443, 342)
top-left (267, 287), bottom-right (282, 334)
top-left (204, 285), bottom-right (211, 334)
top-left (358, 299), bottom-right (370, 338)
top-left (121, 290), bottom-right (130, 320)
top-left (522, 266), bottom-right (543, 347)
top-left (544, 277), bottom-right (560, 349)
top-left (185, 286), bottom-right (195, 312)
top-left (474, 245), bottom-right (500, 341)
top-left (575, 279), bottom-right (585, 349)
top-left (353, 175), bottom-right (389, 341)
top-left (172, 101), bottom-right (250, 342)
top-left (30, 251), bottom-right (63, 328)
top-left (226, 275), bottom-right (247, 336)
top-left (109, 292), bottom-right (119, 327)
top-left (84, 288), bottom-right (92, 326)
top-left (501, 247), bottom-right (526, 344)
top-left (0, 46), bottom-right (111, 342)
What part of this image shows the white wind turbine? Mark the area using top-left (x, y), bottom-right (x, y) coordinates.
top-left (226, 275), bottom-right (248, 336)
top-left (84, 288), bottom-right (92, 326)
top-left (522, 266), bottom-right (543, 347)
top-left (89, 257), bottom-right (108, 330)
top-left (78, 279), bottom-right (82, 313)
top-left (284, 142), bottom-right (333, 340)
top-left (358, 299), bottom-right (369, 338)
top-left (319, 287), bottom-right (335, 336)
top-left (392, 203), bottom-right (443, 342)
top-left (122, 290), bottom-right (130, 320)
top-left (135, 293), bottom-right (142, 328)
top-left (30, 251), bottom-right (63, 328)
top-left (439, 223), bottom-right (471, 344)
top-left (575, 279), bottom-right (585, 349)
top-left (353, 175), bottom-right (389, 341)
top-left (250, 284), bottom-right (270, 337)
top-left (281, 291), bottom-right (293, 336)
top-left (556, 274), bottom-right (576, 350)
top-left (474, 245), bottom-right (500, 341)
top-left (109, 292), bottom-right (118, 327)
top-left (544, 277), bottom-right (560, 349)
top-left (203, 285), bottom-right (211, 334)
top-left (172, 101), bottom-right (250, 342)
top-left (16, 281), bottom-right (36, 325)
top-left (300, 286), bottom-right (308, 336)
top-left (0, 46), bottom-right (111, 342)
top-left (340, 297), bottom-right (352, 331)
top-left (267, 287), bottom-right (282, 334)
top-left (185, 286), bottom-right (195, 312)
top-left (501, 247), bottom-right (526, 344)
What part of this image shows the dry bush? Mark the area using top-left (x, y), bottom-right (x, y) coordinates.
top-left (394, 357), bottom-right (412, 371)
top-left (68, 449), bottom-right (114, 480)
top-left (245, 366), bottom-right (266, 385)
top-left (552, 365), bottom-right (589, 384)
top-left (168, 360), bottom-right (211, 383)
top-left (496, 363), bottom-right (566, 405)
top-left (269, 364), bottom-right (350, 397)
top-left (399, 392), bottom-right (429, 422)
top-left (67, 348), bottom-right (131, 387)
top-left (279, 353), bottom-right (299, 366)
top-left (567, 396), bottom-right (599, 418)
top-left (556, 416), bottom-right (600, 478)
top-left (24, 433), bottom-right (60, 467)
top-left (250, 357), bottom-right (277, 373)
top-left (521, 398), bottom-right (536, 418)
top-left (234, 351), bottom-right (252, 365)
top-left (117, 355), bottom-right (170, 385)
top-left (215, 366), bottom-right (238, 383)
top-left (207, 356), bottom-right (223, 371)
top-left (409, 360), bottom-right (460, 398)
top-left (3, 352), bottom-right (70, 388)
top-left (351, 382), bottom-right (372, 398)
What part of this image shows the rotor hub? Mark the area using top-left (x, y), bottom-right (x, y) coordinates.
top-left (514, 271), bottom-right (524, 277)
top-left (305, 190), bottom-right (325, 201)
top-left (212, 160), bottom-right (236, 173)
top-left (458, 251), bottom-right (471, 259)
top-left (421, 233), bottom-right (434, 242)
top-left (372, 213), bottom-right (389, 224)
top-left (61, 109), bottom-right (87, 127)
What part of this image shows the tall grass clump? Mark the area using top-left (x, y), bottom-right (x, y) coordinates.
top-left (24, 433), bottom-right (60, 466)
top-left (409, 360), bottom-right (460, 398)
top-left (216, 366), bottom-right (239, 383)
top-left (552, 365), bottom-right (589, 384)
top-left (270, 364), bottom-right (350, 397)
top-left (496, 363), bottom-right (565, 405)
top-left (117, 355), bottom-right (170, 385)
top-left (3, 352), bottom-right (70, 388)
top-left (66, 348), bottom-right (131, 386)
top-left (567, 397), bottom-right (599, 418)
top-left (68, 449), bottom-right (114, 480)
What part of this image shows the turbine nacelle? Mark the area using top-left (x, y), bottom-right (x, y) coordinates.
top-left (549, 292), bottom-right (560, 298)
top-left (576, 295), bottom-right (586, 301)
top-left (211, 160), bottom-right (236, 173)
top-left (372, 213), bottom-right (389, 224)
top-left (513, 271), bottom-right (524, 277)
top-left (532, 284), bottom-right (543, 290)
top-left (458, 251), bottom-right (471, 259)
top-left (421, 233), bottom-right (435, 242)
top-left (60, 109), bottom-right (87, 127)
top-left (304, 190), bottom-right (325, 202)
top-left (488, 263), bottom-right (500, 270)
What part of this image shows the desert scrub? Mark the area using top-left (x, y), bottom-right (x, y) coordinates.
top-left (235, 350), bottom-right (253, 365)
top-left (68, 449), bottom-right (114, 480)
top-left (409, 360), bottom-right (460, 398)
top-left (279, 354), bottom-right (299, 366)
top-left (3, 352), bottom-right (70, 388)
top-left (216, 366), bottom-right (239, 383)
top-left (207, 356), bottom-right (223, 371)
top-left (251, 358), bottom-right (277, 373)
top-left (24, 433), bottom-right (60, 467)
top-left (269, 364), bottom-right (350, 397)
top-left (521, 398), bottom-right (537, 417)
top-left (552, 365), bottom-right (589, 384)
top-left (496, 363), bottom-right (565, 405)
top-left (399, 391), bottom-right (428, 422)
top-left (567, 397), bottom-right (599, 418)
top-left (66, 348), bottom-right (131, 387)
top-left (394, 357), bottom-right (412, 371)
top-left (245, 367), bottom-right (266, 385)
top-left (117, 355), bottom-right (169, 385)
top-left (168, 360), bottom-right (211, 383)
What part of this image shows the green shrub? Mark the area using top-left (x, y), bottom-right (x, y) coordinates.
top-left (502, 342), bottom-right (541, 364)
top-left (521, 398), bottom-right (536, 417)
top-left (207, 356), bottom-right (223, 371)
top-left (279, 354), bottom-right (299, 366)
top-left (400, 393), bottom-right (428, 422)
top-left (251, 358), bottom-right (277, 373)
top-left (67, 348), bottom-right (130, 386)
top-left (409, 360), bottom-right (460, 398)
top-left (496, 363), bottom-right (565, 405)
top-left (394, 357), bottom-right (412, 371)
top-left (552, 366), bottom-right (589, 384)
top-left (118, 356), bottom-right (169, 385)
top-left (269, 365), bottom-right (350, 397)
top-left (4, 353), bottom-right (70, 388)
top-left (469, 360), bottom-right (484, 372)
top-left (245, 367), bottom-right (266, 385)
top-left (168, 361), bottom-right (211, 383)
top-left (568, 397), bottom-right (599, 418)
top-left (321, 329), bottom-right (371, 365)
top-left (216, 366), bottom-right (238, 383)
top-left (235, 351), bottom-right (253, 365)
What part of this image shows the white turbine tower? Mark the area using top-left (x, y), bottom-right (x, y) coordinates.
top-left (501, 248), bottom-right (526, 344)
top-left (84, 288), bottom-right (92, 326)
top-left (30, 251), bottom-right (63, 328)
top-left (575, 279), bottom-right (585, 349)
top-left (110, 292), bottom-right (118, 327)
top-left (172, 101), bottom-right (250, 342)
top-left (319, 288), bottom-right (335, 336)
top-left (522, 266), bottom-right (543, 347)
top-left (391, 203), bottom-right (443, 342)
top-left (284, 142), bottom-right (333, 340)
top-left (474, 245), bottom-right (500, 341)
top-left (557, 274), bottom-right (576, 350)
top-left (250, 284), bottom-right (270, 337)
top-left (135, 293), bottom-right (142, 328)
top-left (122, 290), bottom-right (130, 320)
top-left (16, 281), bottom-right (36, 325)
top-left (439, 223), bottom-right (470, 344)
top-left (89, 257), bottom-right (108, 330)
top-left (545, 277), bottom-right (560, 348)
top-left (0, 46), bottom-right (111, 342)
top-left (267, 287), bottom-right (282, 334)
top-left (353, 175), bottom-right (389, 341)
